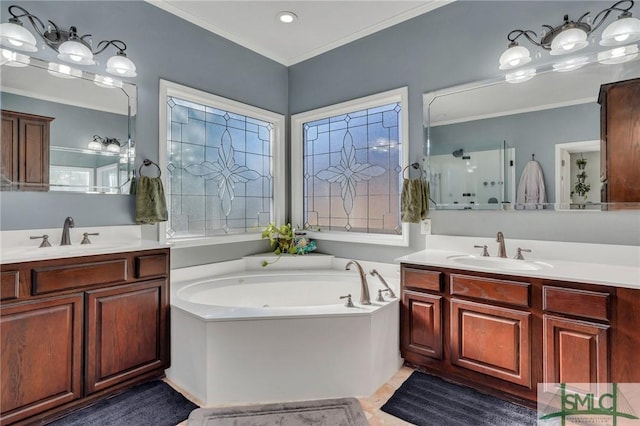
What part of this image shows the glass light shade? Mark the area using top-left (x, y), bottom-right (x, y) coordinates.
top-left (88, 140), bottom-right (103, 151)
top-left (94, 74), bottom-right (123, 89)
top-left (550, 28), bottom-right (589, 55)
top-left (600, 16), bottom-right (640, 46)
top-left (0, 48), bottom-right (29, 67)
top-left (57, 39), bottom-right (95, 65)
top-left (0, 21), bottom-right (37, 52)
top-left (505, 68), bottom-right (536, 84)
top-left (597, 44), bottom-right (639, 64)
top-left (106, 142), bottom-right (121, 153)
top-left (498, 45), bottom-right (532, 70)
top-left (106, 54), bottom-right (137, 77)
top-left (47, 62), bottom-right (82, 79)
top-left (553, 56), bottom-right (589, 72)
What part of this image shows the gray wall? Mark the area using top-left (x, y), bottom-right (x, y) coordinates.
top-left (289, 0), bottom-right (640, 260)
top-left (0, 1), bottom-right (288, 267)
top-left (1, 92), bottom-right (129, 149)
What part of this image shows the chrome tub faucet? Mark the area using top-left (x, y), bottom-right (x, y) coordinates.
top-left (496, 231), bottom-right (507, 258)
top-left (370, 269), bottom-right (396, 298)
top-left (345, 260), bottom-right (371, 305)
top-left (61, 216), bottom-right (75, 246)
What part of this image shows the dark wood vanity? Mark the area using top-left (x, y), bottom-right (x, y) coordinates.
top-left (400, 263), bottom-right (640, 408)
top-left (0, 248), bottom-right (170, 425)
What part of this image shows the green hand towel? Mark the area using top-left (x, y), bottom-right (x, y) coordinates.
top-left (401, 178), bottom-right (424, 223)
top-left (135, 176), bottom-right (168, 225)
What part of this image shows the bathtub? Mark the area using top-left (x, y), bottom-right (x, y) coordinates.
top-left (166, 254), bottom-right (402, 405)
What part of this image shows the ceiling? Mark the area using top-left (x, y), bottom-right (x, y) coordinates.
top-left (146, 1), bottom-right (452, 66)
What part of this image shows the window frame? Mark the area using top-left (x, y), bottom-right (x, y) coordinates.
top-left (158, 79), bottom-right (285, 247)
top-left (291, 87), bottom-right (410, 246)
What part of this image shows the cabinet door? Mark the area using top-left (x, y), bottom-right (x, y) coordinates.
top-left (85, 279), bottom-right (168, 393)
top-left (18, 117), bottom-right (50, 187)
top-left (1, 115), bottom-right (19, 182)
top-left (543, 315), bottom-right (609, 385)
top-left (402, 290), bottom-right (442, 360)
top-left (450, 299), bottom-right (531, 387)
top-left (1, 295), bottom-right (83, 425)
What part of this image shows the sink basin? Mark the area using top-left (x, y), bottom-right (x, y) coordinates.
top-left (446, 255), bottom-right (552, 271)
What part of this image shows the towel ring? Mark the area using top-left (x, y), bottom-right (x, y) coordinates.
top-left (402, 162), bottom-right (424, 179)
top-left (139, 159), bottom-right (162, 177)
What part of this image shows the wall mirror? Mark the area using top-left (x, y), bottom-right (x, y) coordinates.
top-left (423, 50), bottom-right (640, 211)
top-left (0, 55), bottom-right (136, 194)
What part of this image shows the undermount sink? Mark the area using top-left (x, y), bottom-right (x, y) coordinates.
top-left (446, 254), bottom-right (552, 271)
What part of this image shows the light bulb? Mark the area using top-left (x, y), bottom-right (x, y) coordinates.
top-left (615, 34), bottom-right (630, 42)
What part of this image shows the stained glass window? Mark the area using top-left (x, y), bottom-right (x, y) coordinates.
top-left (302, 102), bottom-right (403, 235)
top-left (166, 96), bottom-right (277, 239)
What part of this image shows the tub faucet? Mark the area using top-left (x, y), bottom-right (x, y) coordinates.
top-left (496, 231), bottom-right (507, 258)
top-left (345, 260), bottom-right (371, 305)
top-left (61, 216), bottom-right (75, 246)
top-left (370, 269), bottom-right (396, 298)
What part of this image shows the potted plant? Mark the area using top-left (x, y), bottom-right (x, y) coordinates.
top-left (260, 223), bottom-right (317, 267)
top-left (576, 156), bottom-right (588, 170)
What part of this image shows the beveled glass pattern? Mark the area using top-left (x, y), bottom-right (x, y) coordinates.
top-left (167, 96), bottom-right (273, 238)
top-left (303, 103), bottom-right (402, 234)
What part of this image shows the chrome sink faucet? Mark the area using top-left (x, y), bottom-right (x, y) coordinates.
top-left (345, 260), bottom-right (371, 305)
top-left (496, 231), bottom-right (507, 258)
top-left (61, 216), bottom-right (75, 246)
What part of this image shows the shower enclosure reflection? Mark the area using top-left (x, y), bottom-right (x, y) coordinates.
top-left (427, 141), bottom-right (515, 209)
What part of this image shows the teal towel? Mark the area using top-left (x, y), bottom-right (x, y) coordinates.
top-left (401, 178), bottom-right (429, 223)
top-left (135, 176), bottom-right (168, 225)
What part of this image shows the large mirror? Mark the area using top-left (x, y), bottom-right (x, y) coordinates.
top-left (424, 51), bottom-right (640, 211)
top-left (0, 55), bottom-right (136, 194)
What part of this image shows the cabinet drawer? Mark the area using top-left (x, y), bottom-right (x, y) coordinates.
top-left (32, 259), bottom-right (127, 295)
top-left (135, 253), bottom-right (168, 278)
top-left (402, 267), bottom-right (441, 292)
top-left (1, 271), bottom-right (19, 301)
top-left (543, 286), bottom-right (610, 322)
top-left (450, 274), bottom-right (530, 307)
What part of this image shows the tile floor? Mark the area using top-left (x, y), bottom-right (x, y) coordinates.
top-left (171, 365), bottom-right (416, 425)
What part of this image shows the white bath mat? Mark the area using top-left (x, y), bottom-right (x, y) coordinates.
top-left (187, 397), bottom-right (368, 426)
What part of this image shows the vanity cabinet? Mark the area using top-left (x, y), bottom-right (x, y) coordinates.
top-left (598, 77), bottom-right (640, 206)
top-left (0, 248), bottom-right (170, 426)
top-left (1, 110), bottom-right (53, 189)
top-left (401, 263), bottom-right (638, 407)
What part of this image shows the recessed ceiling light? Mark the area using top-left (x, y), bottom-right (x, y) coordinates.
top-left (276, 11), bottom-right (297, 24)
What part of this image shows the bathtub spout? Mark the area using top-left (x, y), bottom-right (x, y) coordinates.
top-left (345, 260), bottom-right (371, 305)
top-left (370, 269), bottom-right (396, 298)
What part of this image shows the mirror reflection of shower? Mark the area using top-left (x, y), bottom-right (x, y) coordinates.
top-left (428, 141), bottom-right (515, 210)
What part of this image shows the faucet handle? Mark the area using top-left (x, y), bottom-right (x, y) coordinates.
top-left (340, 294), bottom-right (354, 308)
top-left (514, 248), bottom-right (532, 260)
top-left (81, 232), bottom-right (100, 245)
top-left (376, 289), bottom-right (386, 302)
top-left (474, 245), bottom-right (490, 257)
top-left (30, 234), bottom-right (51, 248)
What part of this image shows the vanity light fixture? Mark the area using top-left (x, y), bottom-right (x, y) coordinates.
top-left (88, 135), bottom-right (122, 153)
top-left (0, 5), bottom-right (137, 77)
top-left (0, 48), bottom-right (29, 67)
top-left (499, 0), bottom-right (640, 69)
top-left (276, 11), bottom-right (298, 24)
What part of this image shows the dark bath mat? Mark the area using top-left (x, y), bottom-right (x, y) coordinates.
top-left (382, 371), bottom-right (537, 426)
top-left (50, 380), bottom-right (198, 426)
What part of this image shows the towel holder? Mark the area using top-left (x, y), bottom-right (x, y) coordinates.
top-left (402, 162), bottom-right (424, 179)
top-left (139, 159), bottom-right (161, 177)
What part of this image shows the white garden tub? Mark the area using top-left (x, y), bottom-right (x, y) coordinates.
top-left (166, 254), bottom-right (402, 405)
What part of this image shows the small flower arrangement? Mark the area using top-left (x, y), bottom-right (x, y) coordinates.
top-left (260, 223), bottom-right (317, 267)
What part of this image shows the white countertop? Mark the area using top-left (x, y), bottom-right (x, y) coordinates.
top-left (396, 235), bottom-right (640, 290)
top-left (1, 225), bottom-right (169, 264)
